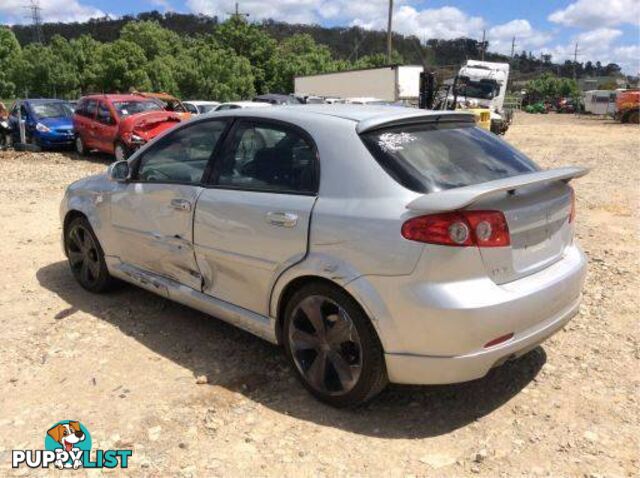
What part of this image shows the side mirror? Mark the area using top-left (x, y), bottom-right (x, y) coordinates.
top-left (107, 160), bottom-right (130, 182)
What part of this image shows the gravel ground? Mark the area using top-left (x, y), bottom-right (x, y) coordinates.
top-left (0, 112), bottom-right (638, 477)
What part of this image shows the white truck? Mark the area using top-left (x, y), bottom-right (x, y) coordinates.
top-left (452, 60), bottom-right (511, 134)
top-left (294, 65), bottom-right (424, 105)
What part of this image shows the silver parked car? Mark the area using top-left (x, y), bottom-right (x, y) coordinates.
top-left (60, 105), bottom-right (588, 407)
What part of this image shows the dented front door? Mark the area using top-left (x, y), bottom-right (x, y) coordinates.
top-left (110, 182), bottom-right (203, 290)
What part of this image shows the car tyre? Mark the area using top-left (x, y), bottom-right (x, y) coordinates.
top-left (114, 141), bottom-right (130, 162)
top-left (283, 282), bottom-right (388, 407)
top-left (75, 135), bottom-right (88, 156)
top-left (65, 216), bottom-right (115, 293)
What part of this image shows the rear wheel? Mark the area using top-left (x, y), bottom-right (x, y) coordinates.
top-left (65, 217), bottom-right (114, 293)
top-left (283, 282), bottom-right (388, 407)
top-left (624, 109), bottom-right (639, 124)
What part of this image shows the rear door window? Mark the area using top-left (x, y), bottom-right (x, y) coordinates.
top-left (360, 123), bottom-right (539, 193)
top-left (211, 120), bottom-right (318, 194)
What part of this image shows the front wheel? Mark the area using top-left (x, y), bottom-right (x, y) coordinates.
top-left (65, 217), bottom-right (114, 293)
top-left (75, 136), bottom-right (88, 156)
top-left (283, 283), bottom-right (388, 407)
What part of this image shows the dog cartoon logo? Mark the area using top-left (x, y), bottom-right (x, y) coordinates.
top-left (12, 420), bottom-right (131, 469)
top-left (45, 421), bottom-right (91, 469)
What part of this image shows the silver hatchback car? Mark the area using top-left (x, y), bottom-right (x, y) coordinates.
top-left (61, 105), bottom-right (588, 407)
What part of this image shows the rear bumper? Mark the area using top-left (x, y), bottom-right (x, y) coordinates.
top-left (347, 244), bottom-right (587, 385)
top-left (385, 293), bottom-right (580, 384)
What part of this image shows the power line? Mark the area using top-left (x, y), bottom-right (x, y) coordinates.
top-left (24, 0), bottom-right (44, 44)
top-left (386, 0), bottom-right (394, 63)
top-left (573, 41), bottom-right (582, 80)
top-left (226, 2), bottom-right (249, 20)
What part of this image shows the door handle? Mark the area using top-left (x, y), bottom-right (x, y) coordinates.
top-left (170, 198), bottom-right (192, 212)
top-left (266, 211), bottom-right (298, 228)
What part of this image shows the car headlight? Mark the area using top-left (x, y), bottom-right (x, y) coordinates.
top-left (36, 122), bottom-right (51, 133)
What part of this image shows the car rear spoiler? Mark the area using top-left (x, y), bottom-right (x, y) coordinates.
top-left (406, 166), bottom-right (589, 213)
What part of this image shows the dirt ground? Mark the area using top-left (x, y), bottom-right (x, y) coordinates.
top-left (0, 112), bottom-right (638, 477)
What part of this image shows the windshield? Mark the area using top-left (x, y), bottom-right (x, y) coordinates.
top-left (153, 98), bottom-right (187, 113)
top-left (32, 102), bottom-right (73, 119)
top-left (112, 100), bottom-right (163, 118)
top-left (457, 79), bottom-right (499, 100)
top-left (361, 123), bottom-right (538, 193)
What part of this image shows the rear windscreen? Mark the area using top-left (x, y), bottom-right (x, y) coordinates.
top-left (361, 123), bottom-right (539, 193)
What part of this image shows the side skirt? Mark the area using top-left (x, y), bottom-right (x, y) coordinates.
top-left (106, 258), bottom-right (278, 344)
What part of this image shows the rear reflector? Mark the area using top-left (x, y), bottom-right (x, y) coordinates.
top-left (402, 211), bottom-right (510, 247)
top-left (484, 333), bottom-right (514, 348)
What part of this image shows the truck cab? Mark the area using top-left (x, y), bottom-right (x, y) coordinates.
top-left (455, 60), bottom-right (510, 134)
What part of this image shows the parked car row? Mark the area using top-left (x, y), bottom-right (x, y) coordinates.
top-left (0, 93), bottom-right (282, 157)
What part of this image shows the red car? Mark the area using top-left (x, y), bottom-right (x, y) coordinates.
top-left (73, 94), bottom-right (183, 160)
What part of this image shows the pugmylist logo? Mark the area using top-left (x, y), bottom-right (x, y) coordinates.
top-left (12, 420), bottom-right (132, 470)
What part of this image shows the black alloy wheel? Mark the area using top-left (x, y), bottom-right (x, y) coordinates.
top-left (284, 283), bottom-right (388, 407)
top-left (65, 217), bottom-right (113, 292)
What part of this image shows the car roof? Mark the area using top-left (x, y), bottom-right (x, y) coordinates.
top-left (221, 101), bottom-right (272, 108)
top-left (254, 94), bottom-right (292, 100)
top-left (22, 98), bottom-right (68, 105)
top-left (206, 104), bottom-right (474, 134)
top-left (186, 100), bottom-right (219, 105)
top-left (81, 94), bottom-right (151, 102)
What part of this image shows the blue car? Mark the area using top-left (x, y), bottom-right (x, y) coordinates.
top-left (9, 99), bottom-right (75, 149)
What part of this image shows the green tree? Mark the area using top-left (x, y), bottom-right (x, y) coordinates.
top-left (0, 27), bottom-right (21, 98)
top-left (215, 18), bottom-right (278, 94)
top-left (271, 34), bottom-right (340, 92)
top-left (47, 35), bottom-right (81, 97)
top-left (11, 43), bottom-right (59, 97)
top-left (120, 20), bottom-right (183, 60)
top-left (69, 35), bottom-right (103, 94)
top-left (146, 55), bottom-right (179, 94)
top-left (174, 37), bottom-right (254, 101)
top-left (353, 51), bottom-right (405, 69)
top-left (97, 39), bottom-right (151, 92)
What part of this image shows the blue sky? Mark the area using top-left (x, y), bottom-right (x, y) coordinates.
top-left (1, 0), bottom-right (639, 73)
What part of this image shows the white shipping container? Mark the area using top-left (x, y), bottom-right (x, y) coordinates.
top-left (294, 65), bottom-right (423, 103)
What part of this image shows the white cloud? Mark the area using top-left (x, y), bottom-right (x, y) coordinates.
top-left (186, 0), bottom-right (323, 24)
top-left (548, 0), bottom-right (640, 28)
top-left (0, 0), bottom-right (105, 24)
top-left (371, 6), bottom-right (485, 40)
top-left (487, 19), bottom-right (554, 55)
top-left (546, 28), bottom-right (639, 74)
top-left (612, 44), bottom-right (640, 75)
top-left (187, 1), bottom-right (485, 40)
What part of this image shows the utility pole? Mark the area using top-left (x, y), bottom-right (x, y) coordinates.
top-left (24, 0), bottom-right (44, 44)
top-left (227, 2), bottom-right (249, 21)
top-left (480, 29), bottom-right (486, 61)
top-left (510, 36), bottom-right (516, 58)
top-left (386, 0), bottom-right (394, 64)
top-left (573, 41), bottom-right (580, 80)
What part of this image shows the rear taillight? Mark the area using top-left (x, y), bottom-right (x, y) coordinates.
top-left (569, 187), bottom-right (576, 223)
top-left (402, 211), bottom-right (510, 248)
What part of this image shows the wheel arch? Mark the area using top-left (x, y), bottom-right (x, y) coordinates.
top-left (62, 210), bottom-right (89, 255)
top-left (273, 274), bottom-right (387, 350)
